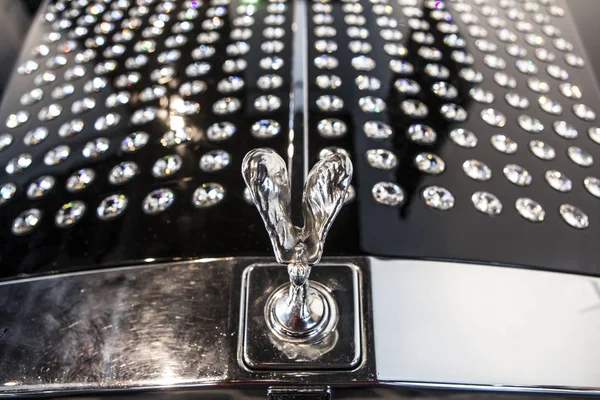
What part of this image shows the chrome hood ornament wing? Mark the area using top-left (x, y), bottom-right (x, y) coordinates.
top-left (242, 147), bottom-right (353, 340)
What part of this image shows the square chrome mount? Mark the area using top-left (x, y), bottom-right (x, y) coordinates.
top-left (239, 263), bottom-right (363, 371)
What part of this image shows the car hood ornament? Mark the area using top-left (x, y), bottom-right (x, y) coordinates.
top-left (242, 148), bottom-right (353, 341)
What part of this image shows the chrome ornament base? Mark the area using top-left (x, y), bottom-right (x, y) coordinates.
top-left (240, 263), bottom-right (362, 370)
top-left (266, 280), bottom-right (339, 342)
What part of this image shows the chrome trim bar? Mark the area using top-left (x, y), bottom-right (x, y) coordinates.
top-left (1, 257), bottom-right (600, 395)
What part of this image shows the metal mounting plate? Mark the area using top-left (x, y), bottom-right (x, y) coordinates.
top-left (239, 263), bottom-right (363, 371)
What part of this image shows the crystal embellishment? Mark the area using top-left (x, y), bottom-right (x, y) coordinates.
top-left (200, 150), bottom-right (231, 172)
top-left (463, 159), bottom-right (492, 181)
top-left (252, 120), bottom-right (280, 139)
top-left (143, 188), bottom-right (175, 215)
top-left (193, 183), bottom-right (225, 207)
top-left (67, 168), bottom-right (96, 192)
top-left (366, 149), bottom-right (397, 170)
top-left (545, 170), bottom-right (572, 192)
top-left (121, 132), bottom-right (149, 152)
top-left (109, 162), bottom-right (139, 185)
top-left (559, 204), bottom-right (589, 229)
top-left (481, 108), bottom-right (506, 127)
top-left (504, 164), bottom-right (532, 186)
top-left (450, 128), bottom-right (478, 148)
top-left (44, 145), bottom-right (70, 166)
top-left (567, 147), bottom-right (593, 167)
top-left (152, 155), bottom-right (183, 178)
top-left (27, 175), bottom-right (55, 199)
top-left (515, 198), bottom-right (545, 222)
top-left (584, 177), bottom-right (600, 198)
top-left (472, 191), bottom-right (503, 216)
top-left (12, 209), bottom-right (42, 235)
top-left (0, 183), bottom-right (17, 206)
top-left (97, 194), bottom-right (128, 220)
top-left (415, 153), bottom-right (445, 174)
top-left (56, 201), bottom-right (86, 228)
top-left (422, 186), bottom-right (455, 211)
top-left (372, 182), bottom-right (404, 206)
top-left (529, 140), bottom-right (556, 160)
top-left (491, 134), bottom-right (518, 154)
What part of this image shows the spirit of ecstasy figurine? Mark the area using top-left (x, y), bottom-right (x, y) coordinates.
top-left (242, 148), bottom-right (353, 342)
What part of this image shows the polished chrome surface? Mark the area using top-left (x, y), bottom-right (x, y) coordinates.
top-left (242, 148), bottom-right (352, 340)
top-left (0, 257), bottom-right (374, 395)
top-left (372, 258), bottom-right (600, 388)
top-left (3, 257), bottom-right (600, 395)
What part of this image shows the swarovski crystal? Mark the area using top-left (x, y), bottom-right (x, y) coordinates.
top-left (529, 140), bottom-right (556, 160)
top-left (584, 177), bottom-right (600, 198)
top-left (359, 96), bottom-right (385, 113)
top-left (82, 137), bottom-right (109, 159)
top-left (553, 120), bottom-right (578, 139)
top-left (567, 147), bottom-right (593, 167)
top-left (560, 204), bottom-right (589, 229)
top-left (21, 88), bottom-right (44, 106)
top-left (440, 104), bottom-right (467, 121)
top-left (66, 168), bottom-right (95, 192)
top-left (200, 150), bottom-right (231, 172)
top-left (366, 149), bottom-right (397, 170)
top-left (450, 128), bottom-right (478, 148)
top-left (5, 153), bottom-right (32, 174)
top-left (27, 175), bottom-right (55, 199)
top-left (463, 159), bottom-right (492, 181)
top-left (180, 80), bottom-right (207, 97)
top-left (6, 111), bottom-right (29, 128)
top-left (372, 182), bottom-right (404, 206)
top-left (254, 95), bottom-right (281, 112)
top-left (545, 170), bottom-right (572, 192)
top-left (12, 209), bottom-right (42, 235)
top-left (504, 164), bottom-right (532, 186)
top-left (44, 145), bottom-right (70, 166)
top-left (364, 121), bottom-right (392, 140)
top-left (0, 183), bottom-right (17, 206)
top-left (109, 161), bottom-right (139, 185)
top-left (143, 188), bottom-right (175, 215)
top-left (257, 75), bottom-right (283, 90)
top-left (0, 133), bottom-right (12, 151)
top-left (401, 100), bottom-right (428, 118)
top-left (193, 183), bottom-right (225, 208)
top-left (97, 194), bottom-right (128, 220)
top-left (491, 134), bottom-right (518, 154)
top-left (317, 119), bottom-right (347, 138)
top-left (55, 201), bottom-right (87, 228)
top-left (95, 113), bottom-right (121, 131)
top-left (538, 96), bottom-right (562, 115)
top-left (213, 97), bottom-right (241, 115)
top-left (422, 186), bottom-right (454, 210)
top-left (152, 155), bottom-right (182, 178)
top-left (472, 191), bottom-right (503, 216)
top-left (573, 104), bottom-right (596, 121)
top-left (316, 95), bottom-right (344, 112)
top-left (414, 153), bottom-right (445, 174)
top-left (518, 115), bottom-right (544, 133)
top-left (481, 108), bottom-right (506, 127)
top-left (251, 120), bottom-right (280, 139)
top-left (407, 124), bottom-right (436, 144)
top-left (469, 87), bottom-right (494, 103)
top-left (527, 78), bottom-right (550, 93)
top-left (588, 127), bottom-right (600, 144)
top-left (559, 83), bottom-right (582, 99)
top-left (24, 127), bottom-right (49, 146)
top-left (121, 132), bottom-right (149, 152)
top-left (515, 198), bottom-right (545, 222)
top-left (505, 92), bottom-right (530, 109)
top-left (161, 129), bottom-right (192, 148)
